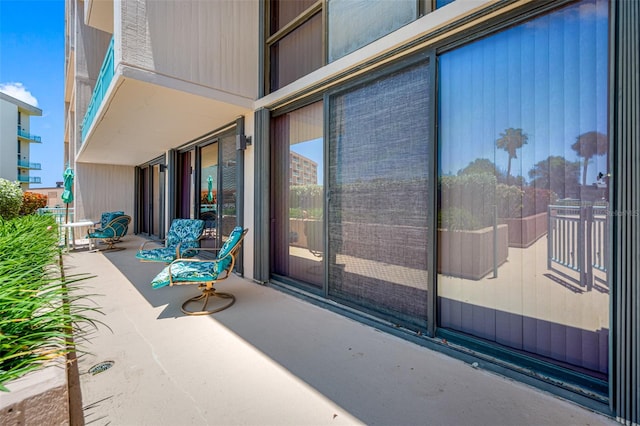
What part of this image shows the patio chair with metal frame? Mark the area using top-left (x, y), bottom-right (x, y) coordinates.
top-left (87, 214), bottom-right (131, 251)
top-left (135, 218), bottom-right (205, 263)
top-left (150, 226), bottom-right (248, 315)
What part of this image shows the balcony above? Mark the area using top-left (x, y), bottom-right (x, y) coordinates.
top-left (78, 52), bottom-right (254, 167)
top-left (84, 0), bottom-right (113, 33)
top-left (17, 128), bottom-right (42, 143)
top-left (17, 160), bottom-right (42, 170)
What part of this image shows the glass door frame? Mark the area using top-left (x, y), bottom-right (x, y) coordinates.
top-left (195, 136), bottom-right (223, 251)
top-left (135, 155), bottom-right (166, 240)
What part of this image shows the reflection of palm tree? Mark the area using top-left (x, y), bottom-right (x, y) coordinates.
top-left (570, 131), bottom-right (608, 186)
top-left (496, 128), bottom-right (528, 183)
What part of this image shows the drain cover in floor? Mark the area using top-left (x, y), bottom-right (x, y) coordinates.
top-left (88, 360), bottom-right (115, 375)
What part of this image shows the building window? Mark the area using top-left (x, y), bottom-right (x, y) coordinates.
top-left (271, 101), bottom-right (324, 289)
top-left (267, 1), bottom-right (323, 93)
top-left (437, 0), bottom-right (609, 383)
top-left (328, 0), bottom-right (417, 62)
top-left (328, 58), bottom-right (432, 328)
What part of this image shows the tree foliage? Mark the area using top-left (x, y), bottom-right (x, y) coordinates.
top-left (528, 155), bottom-right (580, 199)
top-left (19, 192), bottom-right (48, 216)
top-left (0, 179), bottom-right (23, 220)
top-left (496, 128), bottom-right (528, 182)
top-left (571, 131), bottom-right (608, 186)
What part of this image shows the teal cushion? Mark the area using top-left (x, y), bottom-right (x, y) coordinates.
top-left (135, 246), bottom-right (198, 263)
top-left (166, 219), bottom-right (205, 249)
top-left (214, 227), bottom-right (244, 275)
top-left (136, 248), bottom-right (177, 263)
top-left (151, 260), bottom-right (219, 289)
top-left (100, 211), bottom-right (124, 229)
top-left (88, 229), bottom-right (114, 239)
top-left (150, 226), bottom-right (244, 289)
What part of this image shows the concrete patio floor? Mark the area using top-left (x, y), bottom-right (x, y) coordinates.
top-left (64, 235), bottom-right (617, 426)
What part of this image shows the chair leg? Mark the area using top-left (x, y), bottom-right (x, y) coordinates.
top-left (93, 238), bottom-right (126, 252)
top-left (181, 288), bottom-right (235, 316)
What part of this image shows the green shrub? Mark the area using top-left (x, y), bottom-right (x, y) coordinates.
top-left (496, 184), bottom-right (524, 218)
top-left (19, 191), bottom-right (48, 216)
top-left (438, 207), bottom-right (482, 231)
top-left (439, 174), bottom-right (497, 229)
top-left (0, 215), bottom-right (100, 391)
top-left (0, 179), bottom-right (23, 220)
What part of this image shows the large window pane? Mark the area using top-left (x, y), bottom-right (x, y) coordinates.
top-left (270, 12), bottom-right (323, 91)
top-left (220, 132), bottom-right (238, 240)
top-left (270, 0), bottom-right (317, 35)
top-left (328, 60), bottom-right (432, 328)
top-left (271, 102), bottom-right (324, 289)
top-left (437, 0), bottom-right (609, 379)
top-left (328, 0), bottom-right (416, 62)
top-left (199, 142), bottom-right (218, 248)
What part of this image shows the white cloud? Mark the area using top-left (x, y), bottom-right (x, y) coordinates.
top-left (0, 82), bottom-right (39, 107)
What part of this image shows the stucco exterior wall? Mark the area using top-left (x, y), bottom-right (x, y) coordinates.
top-left (75, 163), bottom-right (135, 223)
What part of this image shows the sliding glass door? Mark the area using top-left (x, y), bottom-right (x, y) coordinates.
top-left (137, 158), bottom-right (165, 239)
top-left (197, 130), bottom-right (239, 251)
top-left (271, 102), bottom-right (324, 290)
top-left (437, 0), bottom-right (609, 381)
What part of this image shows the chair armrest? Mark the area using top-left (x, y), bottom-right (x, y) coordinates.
top-left (176, 246), bottom-right (222, 255)
top-left (175, 240), bottom-right (209, 258)
top-left (139, 239), bottom-right (166, 251)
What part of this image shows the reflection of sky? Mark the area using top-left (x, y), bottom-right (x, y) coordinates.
top-left (291, 138), bottom-right (323, 184)
top-left (439, 0), bottom-right (608, 185)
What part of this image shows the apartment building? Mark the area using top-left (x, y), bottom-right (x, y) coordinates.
top-left (64, 0), bottom-right (639, 423)
top-left (290, 151), bottom-right (318, 186)
top-left (0, 92), bottom-right (42, 189)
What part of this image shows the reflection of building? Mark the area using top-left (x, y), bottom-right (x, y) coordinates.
top-left (64, 0), bottom-right (639, 423)
top-left (290, 152), bottom-right (318, 185)
top-left (0, 92), bottom-right (42, 189)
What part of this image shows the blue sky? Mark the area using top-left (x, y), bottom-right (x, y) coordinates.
top-left (0, 0), bottom-right (64, 188)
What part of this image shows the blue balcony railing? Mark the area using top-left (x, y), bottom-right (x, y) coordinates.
top-left (81, 37), bottom-right (115, 143)
top-left (18, 175), bottom-right (41, 184)
top-left (17, 160), bottom-right (42, 170)
top-left (17, 128), bottom-right (42, 143)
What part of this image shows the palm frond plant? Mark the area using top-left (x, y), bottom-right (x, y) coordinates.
top-left (0, 215), bottom-right (102, 391)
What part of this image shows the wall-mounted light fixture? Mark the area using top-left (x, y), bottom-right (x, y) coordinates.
top-left (236, 134), bottom-right (252, 151)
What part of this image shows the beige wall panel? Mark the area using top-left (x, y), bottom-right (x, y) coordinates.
top-left (120, 0), bottom-right (258, 99)
top-left (75, 163), bottom-right (135, 222)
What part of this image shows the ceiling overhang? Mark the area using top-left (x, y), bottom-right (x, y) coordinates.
top-left (84, 0), bottom-right (114, 33)
top-left (76, 76), bottom-right (253, 165)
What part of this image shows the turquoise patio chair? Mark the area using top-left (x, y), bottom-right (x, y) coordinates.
top-left (150, 226), bottom-right (248, 315)
top-left (135, 218), bottom-right (205, 263)
top-left (97, 211), bottom-right (124, 231)
top-left (87, 214), bottom-right (131, 251)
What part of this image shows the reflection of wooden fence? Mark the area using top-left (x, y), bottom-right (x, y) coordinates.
top-left (547, 204), bottom-right (608, 290)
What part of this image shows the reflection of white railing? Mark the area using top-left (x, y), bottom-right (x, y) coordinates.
top-left (547, 204), bottom-right (608, 290)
